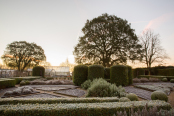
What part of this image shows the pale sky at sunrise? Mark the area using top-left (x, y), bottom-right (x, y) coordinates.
top-left (0, 0), bottom-right (174, 67)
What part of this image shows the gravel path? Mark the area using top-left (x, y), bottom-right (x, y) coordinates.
top-left (54, 89), bottom-right (86, 97)
top-left (124, 86), bottom-right (152, 100)
top-left (15, 93), bottom-right (62, 98)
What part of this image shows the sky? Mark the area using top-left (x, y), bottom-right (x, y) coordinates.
top-left (0, 0), bottom-right (174, 67)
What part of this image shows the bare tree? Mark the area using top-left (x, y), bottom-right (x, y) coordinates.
top-left (140, 29), bottom-right (169, 74)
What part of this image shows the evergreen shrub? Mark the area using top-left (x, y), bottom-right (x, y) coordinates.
top-left (88, 65), bottom-right (104, 80)
top-left (110, 65), bottom-right (128, 86)
top-left (104, 67), bottom-right (110, 79)
top-left (162, 78), bottom-right (168, 82)
top-left (151, 91), bottom-right (168, 102)
top-left (73, 65), bottom-right (88, 86)
top-left (133, 68), bottom-right (145, 78)
top-left (127, 66), bottom-right (133, 85)
top-left (119, 97), bottom-right (131, 102)
top-left (32, 66), bottom-right (45, 77)
top-left (170, 79), bottom-right (174, 83)
top-left (126, 93), bottom-right (138, 101)
top-left (86, 78), bottom-right (126, 97)
top-left (81, 80), bottom-right (91, 90)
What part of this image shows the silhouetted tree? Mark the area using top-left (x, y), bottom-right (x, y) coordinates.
top-left (139, 29), bottom-right (169, 74)
top-left (73, 13), bottom-right (142, 67)
top-left (1, 41), bottom-right (46, 71)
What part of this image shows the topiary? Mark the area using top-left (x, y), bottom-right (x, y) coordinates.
top-left (104, 67), bottom-right (110, 79)
top-left (20, 80), bottom-right (26, 86)
top-left (162, 78), bottom-right (168, 82)
top-left (126, 93), bottom-right (138, 101)
top-left (127, 66), bottom-right (133, 85)
top-left (151, 91), bottom-right (168, 102)
top-left (88, 65), bottom-right (104, 80)
top-left (119, 97), bottom-right (131, 102)
top-left (73, 65), bottom-right (88, 86)
top-left (170, 79), bottom-right (174, 83)
top-left (81, 80), bottom-right (91, 90)
top-left (32, 66), bottom-right (45, 77)
top-left (110, 65), bottom-right (128, 86)
top-left (20, 80), bottom-right (30, 86)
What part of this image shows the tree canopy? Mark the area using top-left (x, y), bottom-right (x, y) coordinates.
top-left (1, 41), bottom-right (46, 71)
top-left (73, 13), bottom-right (142, 67)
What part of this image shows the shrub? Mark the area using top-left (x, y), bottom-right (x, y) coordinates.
top-left (20, 80), bottom-right (30, 86)
top-left (86, 78), bottom-right (126, 97)
top-left (0, 100), bottom-right (171, 116)
top-left (162, 78), bottom-right (168, 82)
top-left (104, 67), bottom-right (110, 79)
top-left (81, 80), bottom-right (91, 90)
top-left (170, 79), bottom-right (174, 83)
top-left (88, 65), bottom-right (104, 80)
top-left (0, 78), bottom-right (16, 89)
top-left (127, 66), bottom-right (133, 85)
top-left (110, 65), bottom-right (128, 86)
top-left (119, 97), bottom-right (131, 102)
top-left (133, 68), bottom-right (145, 78)
top-left (73, 65), bottom-right (88, 86)
top-left (86, 78), bottom-right (110, 97)
top-left (32, 66), bottom-right (45, 77)
top-left (151, 91), bottom-right (168, 102)
top-left (126, 93), bottom-right (138, 101)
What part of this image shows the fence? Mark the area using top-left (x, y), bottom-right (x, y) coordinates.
top-left (0, 70), bottom-right (32, 78)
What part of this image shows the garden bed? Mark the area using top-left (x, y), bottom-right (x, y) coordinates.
top-left (54, 89), bottom-right (86, 97)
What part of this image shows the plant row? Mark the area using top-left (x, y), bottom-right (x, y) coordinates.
top-left (73, 64), bottom-right (133, 86)
top-left (0, 100), bottom-right (171, 116)
top-left (0, 97), bottom-right (119, 105)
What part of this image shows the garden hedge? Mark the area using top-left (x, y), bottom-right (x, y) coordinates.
top-left (0, 97), bottom-right (119, 105)
top-left (10, 76), bottom-right (41, 84)
top-left (157, 68), bottom-right (174, 76)
top-left (32, 66), bottom-right (45, 77)
top-left (138, 75), bottom-right (174, 81)
top-left (104, 67), bottom-right (110, 79)
top-left (88, 64), bottom-right (104, 80)
top-left (133, 68), bottom-right (145, 78)
top-left (73, 65), bottom-right (88, 86)
top-left (110, 65), bottom-right (128, 86)
top-left (0, 78), bottom-right (16, 89)
top-left (127, 66), bottom-right (133, 85)
top-left (0, 100), bottom-right (171, 116)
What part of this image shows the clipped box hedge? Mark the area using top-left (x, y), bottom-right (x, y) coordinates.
top-left (88, 64), bottom-right (104, 80)
top-left (110, 65), bottom-right (128, 86)
top-left (0, 78), bottom-right (16, 88)
top-left (10, 76), bottom-right (42, 84)
top-left (73, 65), bottom-right (88, 86)
top-left (138, 75), bottom-right (174, 81)
top-left (0, 100), bottom-right (171, 116)
top-left (0, 97), bottom-right (119, 105)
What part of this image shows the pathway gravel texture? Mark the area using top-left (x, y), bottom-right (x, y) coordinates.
top-left (15, 93), bottom-right (62, 98)
top-left (124, 86), bottom-right (152, 100)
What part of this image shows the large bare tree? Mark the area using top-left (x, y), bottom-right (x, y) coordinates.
top-left (139, 29), bottom-right (169, 74)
